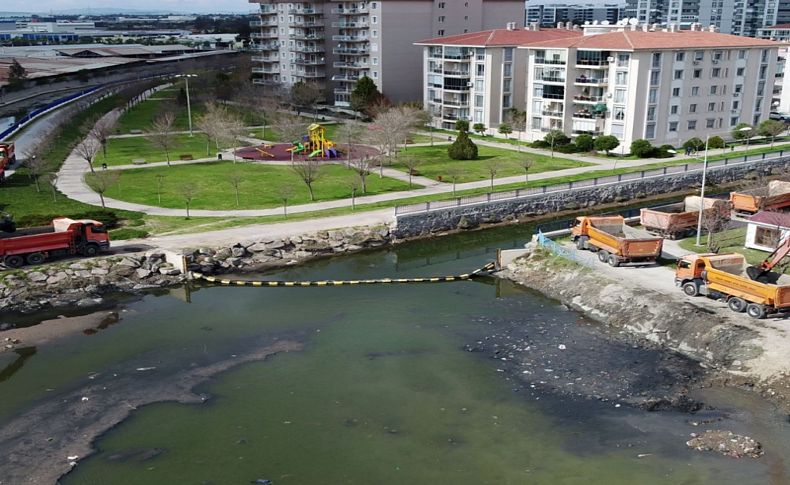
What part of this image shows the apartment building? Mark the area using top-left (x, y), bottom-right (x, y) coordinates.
top-left (625, 0), bottom-right (790, 37)
top-left (418, 22), bottom-right (780, 152)
top-left (526, 3), bottom-right (625, 27)
top-left (248, 0), bottom-right (525, 106)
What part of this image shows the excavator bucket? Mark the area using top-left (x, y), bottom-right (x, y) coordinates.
top-left (746, 265), bottom-right (766, 281)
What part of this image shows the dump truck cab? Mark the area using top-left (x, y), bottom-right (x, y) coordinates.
top-left (675, 254), bottom-right (712, 291)
top-left (57, 218), bottom-right (111, 253)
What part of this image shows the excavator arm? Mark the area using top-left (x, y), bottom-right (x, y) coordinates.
top-left (747, 235), bottom-right (790, 280)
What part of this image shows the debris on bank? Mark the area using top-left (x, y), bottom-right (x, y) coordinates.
top-left (686, 430), bottom-right (763, 458)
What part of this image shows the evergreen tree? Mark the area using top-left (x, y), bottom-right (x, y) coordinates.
top-left (349, 76), bottom-right (381, 115)
top-left (8, 59), bottom-right (27, 86)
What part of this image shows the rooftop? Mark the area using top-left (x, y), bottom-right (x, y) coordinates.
top-left (750, 211), bottom-right (790, 229)
top-left (415, 28), bottom-right (582, 47)
top-left (524, 29), bottom-right (780, 50)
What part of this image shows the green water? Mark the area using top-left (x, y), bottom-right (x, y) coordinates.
top-left (2, 227), bottom-right (788, 484)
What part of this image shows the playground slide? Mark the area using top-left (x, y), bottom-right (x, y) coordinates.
top-left (308, 149), bottom-right (323, 158)
top-left (287, 144), bottom-right (305, 154)
top-left (327, 148), bottom-right (338, 158)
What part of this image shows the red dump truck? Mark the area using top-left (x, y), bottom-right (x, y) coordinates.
top-left (730, 180), bottom-right (790, 214)
top-left (571, 215), bottom-right (663, 267)
top-left (0, 142), bottom-right (15, 182)
top-left (0, 217), bottom-right (110, 268)
top-left (640, 196), bottom-right (731, 239)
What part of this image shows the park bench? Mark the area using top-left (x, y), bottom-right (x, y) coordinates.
top-left (179, 154), bottom-right (194, 161)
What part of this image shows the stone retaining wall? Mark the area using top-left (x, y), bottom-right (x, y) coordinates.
top-left (394, 156), bottom-right (790, 239)
top-left (0, 225), bottom-right (392, 314)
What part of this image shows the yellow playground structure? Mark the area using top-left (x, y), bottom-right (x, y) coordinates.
top-left (287, 123), bottom-right (341, 158)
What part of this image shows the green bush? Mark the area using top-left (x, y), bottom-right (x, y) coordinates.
top-left (575, 134), bottom-right (594, 151)
top-left (544, 130), bottom-right (570, 147)
top-left (556, 143), bottom-right (580, 154)
top-left (683, 137), bottom-right (705, 151)
top-left (630, 139), bottom-right (654, 158)
top-left (593, 135), bottom-right (619, 155)
top-left (447, 130), bottom-right (479, 160)
top-left (530, 140), bottom-right (549, 149)
top-left (708, 136), bottom-right (726, 149)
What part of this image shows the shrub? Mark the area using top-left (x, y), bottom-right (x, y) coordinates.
top-left (593, 135), bottom-right (619, 155)
top-left (683, 137), bottom-right (705, 151)
top-left (109, 227), bottom-right (150, 240)
top-left (630, 139), bottom-right (654, 158)
top-left (544, 130), bottom-right (570, 147)
top-left (575, 134), bottom-right (594, 151)
top-left (556, 143), bottom-right (580, 154)
top-left (447, 130), bottom-right (479, 160)
top-left (708, 136), bottom-right (726, 150)
top-left (530, 140), bottom-right (549, 149)
top-left (455, 120), bottom-right (469, 133)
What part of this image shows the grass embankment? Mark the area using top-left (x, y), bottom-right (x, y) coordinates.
top-left (2, 95), bottom-right (146, 237)
top-left (388, 145), bottom-right (592, 183)
top-left (101, 135), bottom-right (215, 167)
top-left (91, 162), bottom-right (416, 211)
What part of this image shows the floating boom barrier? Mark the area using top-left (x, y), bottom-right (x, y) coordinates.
top-left (191, 262), bottom-right (496, 287)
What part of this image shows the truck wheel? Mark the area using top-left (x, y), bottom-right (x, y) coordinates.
top-left (4, 255), bottom-right (24, 268)
top-left (607, 255), bottom-right (621, 267)
top-left (746, 303), bottom-right (767, 319)
top-left (727, 297), bottom-right (747, 313)
top-left (682, 282), bottom-right (699, 296)
top-left (575, 237), bottom-right (586, 250)
top-left (25, 252), bottom-right (45, 265)
top-left (597, 250), bottom-right (609, 262)
top-left (82, 244), bottom-right (99, 257)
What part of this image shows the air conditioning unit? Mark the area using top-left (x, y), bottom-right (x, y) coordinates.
top-left (712, 59), bottom-right (719, 64)
top-left (467, 82), bottom-right (473, 87)
top-left (607, 56), bottom-right (615, 62)
top-left (733, 92), bottom-right (740, 97)
top-left (693, 60), bottom-right (700, 65)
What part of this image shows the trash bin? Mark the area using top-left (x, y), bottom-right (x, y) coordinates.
top-left (218, 153), bottom-right (223, 160)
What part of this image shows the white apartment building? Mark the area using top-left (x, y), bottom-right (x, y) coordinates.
top-left (248, 0), bottom-right (525, 106)
top-left (419, 21), bottom-right (780, 153)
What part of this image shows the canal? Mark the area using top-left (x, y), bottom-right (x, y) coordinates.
top-left (2, 224), bottom-right (789, 484)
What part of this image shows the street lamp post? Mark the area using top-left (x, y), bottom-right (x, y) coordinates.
top-left (695, 126), bottom-right (753, 246)
top-left (176, 74), bottom-right (198, 137)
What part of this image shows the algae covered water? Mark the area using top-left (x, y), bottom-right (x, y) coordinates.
top-left (2, 226), bottom-right (789, 484)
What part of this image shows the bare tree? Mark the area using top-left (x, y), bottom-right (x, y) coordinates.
top-left (368, 107), bottom-right (412, 163)
top-left (484, 160), bottom-right (502, 191)
top-left (74, 135), bottom-right (102, 173)
top-left (178, 182), bottom-right (199, 218)
top-left (44, 172), bottom-right (58, 202)
top-left (509, 109), bottom-right (527, 152)
top-left (196, 102), bottom-right (231, 155)
top-left (290, 81), bottom-right (324, 116)
top-left (227, 169), bottom-right (244, 206)
top-left (90, 111), bottom-right (119, 160)
top-left (401, 156), bottom-right (421, 189)
top-left (155, 174), bottom-right (166, 205)
top-left (278, 184), bottom-right (295, 218)
top-left (86, 170), bottom-right (121, 208)
top-left (518, 158), bottom-right (534, 184)
top-left (349, 155), bottom-right (373, 193)
top-left (273, 113), bottom-right (307, 146)
top-left (446, 166), bottom-right (465, 196)
top-left (147, 112), bottom-right (177, 166)
top-left (22, 136), bottom-right (54, 192)
top-left (291, 159), bottom-right (322, 201)
top-left (347, 174), bottom-right (362, 210)
top-left (702, 209), bottom-right (732, 252)
top-left (336, 121), bottom-right (365, 166)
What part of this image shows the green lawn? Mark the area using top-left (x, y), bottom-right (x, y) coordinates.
top-left (117, 98), bottom-right (205, 134)
top-left (99, 134), bottom-right (217, 166)
top-left (91, 161), bottom-right (417, 210)
top-left (388, 145), bottom-right (593, 183)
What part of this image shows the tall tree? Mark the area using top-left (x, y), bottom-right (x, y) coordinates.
top-left (278, 185), bottom-right (295, 218)
top-left (227, 169), bottom-right (244, 206)
top-left (90, 111), bottom-right (119, 160)
top-left (290, 81), bottom-right (324, 116)
top-left (349, 75), bottom-right (381, 116)
top-left (401, 156), bottom-right (421, 189)
top-left (147, 112), bottom-right (177, 166)
top-left (349, 155), bottom-right (373, 193)
top-left (7, 58), bottom-right (27, 86)
top-left (759, 119), bottom-right (786, 147)
top-left (74, 135), bottom-right (102, 173)
top-left (86, 170), bottom-right (121, 209)
top-left (178, 182), bottom-right (199, 218)
top-left (336, 121), bottom-right (366, 165)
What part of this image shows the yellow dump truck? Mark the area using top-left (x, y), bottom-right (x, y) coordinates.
top-left (675, 253), bottom-right (790, 319)
top-left (730, 180), bottom-right (790, 214)
top-left (571, 215), bottom-right (664, 267)
top-left (640, 196), bottom-right (731, 239)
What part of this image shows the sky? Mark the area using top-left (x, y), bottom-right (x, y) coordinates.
top-left (2, 0), bottom-right (255, 14)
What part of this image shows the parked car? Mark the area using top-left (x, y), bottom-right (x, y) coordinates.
top-left (769, 111), bottom-right (790, 122)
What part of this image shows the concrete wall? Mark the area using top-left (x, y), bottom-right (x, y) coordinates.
top-left (394, 155), bottom-right (790, 239)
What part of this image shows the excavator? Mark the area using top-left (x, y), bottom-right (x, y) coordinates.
top-left (0, 142), bottom-right (15, 183)
top-left (747, 235), bottom-right (790, 282)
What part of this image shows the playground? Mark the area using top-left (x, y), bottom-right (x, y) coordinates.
top-left (235, 123), bottom-right (379, 162)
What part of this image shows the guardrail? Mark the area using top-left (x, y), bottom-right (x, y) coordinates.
top-left (535, 231), bottom-right (596, 268)
top-left (394, 150), bottom-right (787, 216)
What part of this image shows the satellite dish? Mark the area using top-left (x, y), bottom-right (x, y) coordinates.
top-left (628, 18), bottom-right (639, 26)
top-left (602, 20), bottom-right (610, 25)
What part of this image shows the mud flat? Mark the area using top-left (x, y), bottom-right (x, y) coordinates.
top-left (500, 245), bottom-right (790, 413)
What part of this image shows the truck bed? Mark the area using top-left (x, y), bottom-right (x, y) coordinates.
top-left (0, 226), bottom-right (55, 239)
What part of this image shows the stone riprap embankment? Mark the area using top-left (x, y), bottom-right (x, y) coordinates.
top-left (0, 225), bottom-right (393, 315)
top-left (501, 245), bottom-right (790, 412)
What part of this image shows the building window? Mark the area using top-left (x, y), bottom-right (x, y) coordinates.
top-left (706, 118), bottom-right (715, 128)
top-left (475, 95), bottom-right (484, 107)
top-left (693, 69), bottom-right (702, 78)
top-left (646, 123), bottom-right (656, 139)
top-left (710, 86), bottom-right (718, 95)
top-left (616, 71), bottom-right (628, 85)
top-left (437, 16), bottom-right (444, 22)
top-left (475, 79), bottom-right (484, 90)
top-left (532, 117), bottom-right (542, 129)
top-left (672, 87), bottom-right (681, 97)
top-left (503, 64), bottom-right (512, 77)
top-left (438, 29), bottom-right (444, 36)
top-left (694, 50), bottom-right (704, 61)
top-left (652, 52), bottom-right (662, 68)
top-left (504, 47), bottom-right (513, 62)
top-left (614, 88), bottom-right (626, 103)
top-left (689, 103), bottom-right (697, 113)
top-left (738, 49), bottom-right (746, 59)
top-left (647, 106), bottom-right (656, 121)
top-left (708, 102), bottom-right (716, 111)
top-left (692, 86), bottom-right (699, 96)
top-left (503, 79), bottom-right (512, 92)
top-left (671, 105), bottom-right (679, 114)
top-left (712, 67), bottom-right (720, 78)
top-left (476, 64), bottom-right (485, 76)
top-left (503, 94), bottom-right (512, 108)
top-left (737, 67), bottom-right (745, 76)
top-left (673, 69), bottom-right (683, 80)
top-left (675, 52), bottom-right (685, 62)
top-left (669, 121), bottom-right (679, 132)
top-left (649, 88), bottom-right (658, 104)
top-left (688, 120), bottom-right (697, 130)
top-left (613, 106), bottom-right (625, 120)
top-left (731, 116), bottom-right (739, 126)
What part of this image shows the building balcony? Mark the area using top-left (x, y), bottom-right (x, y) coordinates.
top-left (540, 93), bottom-right (565, 100)
top-left (295, 58), bottom-right (325, 66)
top-left (332, 34), bottom-right (369, 42)
top-left (572, 94), bottom-right (604, 103)
top-left (331, 21), bottom-right (368, 28)
top-left (443, 69), bottom-right (470, 77)
top-left (295, 71), bottom-right (326, 79)
top-left (259, 5), bottom-right (276, 13)
top-left (331, 7), bottom-right (370, 15)
top-left (572, 111), bottom-right (606, 119)
top-left (252, 67), bottom-right (279, 74)
top-left (253, 78), bottom-right (281, 86)
top-left (253, 42), bottom-right (280, 51)
top-left (334, 87), bottom-right (354, 95)
top-left (292, 45), bottom-right (325, 53)
top-left (333, 61), bottom-right (367, 69)
top-left (443, 85), bottom-right (470, 92)
top-left (575, 59), bottom-right (609, 68)
top-left (443, 99), bottom-right (469, 107)
top-left (574, 76), bottom-right (608, 85)
top-left (251, 56), bottom-right (278, 62)
top-left (542, 110), bottom-right (564, 117)
top-left (535, 76), bottom-right (566, 84)
top-left (290, 32), bottom-right (324, 41)
top-left (251, 31), bottom-right (278, 39)
top-left (289, 8), bottom-right (321, 15)
top-left (250, 20), bottom-right (277, 27)
top-left (333, 47), bottom-right (369, 55)
top-left (332, 73), bottom-right (361, 82)
top-left (443, 53), bottom-right (474, 60)
top-left (535, 58), bottom-right (566, 65)
top-left (293, 20), bottom-right (324, 27)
